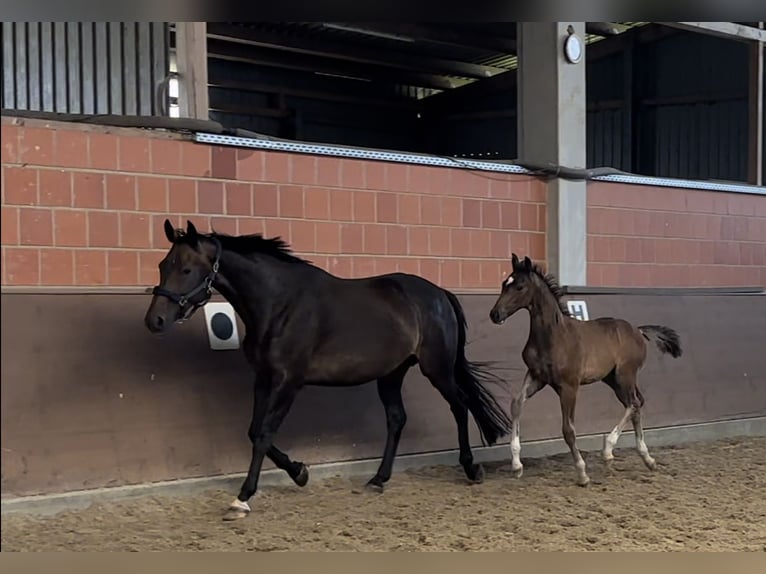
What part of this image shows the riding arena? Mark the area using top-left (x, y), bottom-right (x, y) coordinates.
top-left (1, 21), bottom-right (765, 552)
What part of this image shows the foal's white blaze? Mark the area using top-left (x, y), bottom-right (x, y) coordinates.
top-left (504, 275), bottom-right (515, 286)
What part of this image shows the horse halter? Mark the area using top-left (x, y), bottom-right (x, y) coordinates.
top-left (151, 237), bottom-right (222, 323)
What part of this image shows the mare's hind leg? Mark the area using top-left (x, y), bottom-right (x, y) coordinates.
top-left (366, 363), bottom-right (410, 492)
top-left (556, 384), bottom-right (590, 486)
top-left (419, 361), bottom-right (484, 484)
top-left (509, 371), bottom-right (546, 478)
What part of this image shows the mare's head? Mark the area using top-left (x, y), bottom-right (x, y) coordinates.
top-left (144, 219), bottom-right (221, 334)
top-left (489, 253), bottom-right (538, 325)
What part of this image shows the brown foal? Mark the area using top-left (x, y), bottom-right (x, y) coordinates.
top-left (489, 254), bottom-right (683, 486)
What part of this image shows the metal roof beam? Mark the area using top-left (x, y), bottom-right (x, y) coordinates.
top-left (586, 22), bottom-right (630, 36)
top-left (358, 22), bottom-right (517, 54)
top-left (207, 39), bottom-right (466, 92)
top-left (658, 22), bottom-right (766, 43)
top-left (206, 23), bottom-right (508, 80)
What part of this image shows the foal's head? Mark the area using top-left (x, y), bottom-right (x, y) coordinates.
top-left (144, 219), bottom-right (220, 334)
top-left (489, 253), bottom-right (540, 325)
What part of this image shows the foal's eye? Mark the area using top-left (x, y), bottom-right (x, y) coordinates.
top-left (182, 268), bottom-right (192, 275)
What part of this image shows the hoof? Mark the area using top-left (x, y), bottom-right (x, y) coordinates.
top-left (365, 479), bottom-right (385, 493)
top-left (644, 457), bottom-right (657, 471)
top-left (576, 476), bottom-right (591, 487)
top-left (293, 464), bottom-right (309, 487)
top-left (511, 465), bottom-right (524, 479)
top-left (604, 457), bottom-right (615, 469)
top-left (222, 508), bottom-right (249, 521)
top-left (223, 498), bottom-right (251, 521)
top-left (468, 464), bottom-right (485, 484)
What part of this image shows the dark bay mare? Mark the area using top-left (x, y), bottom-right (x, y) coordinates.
top-left (489, 254), bottom-right (683, 486)
top-left (144, 220), bottom-right (511, 520)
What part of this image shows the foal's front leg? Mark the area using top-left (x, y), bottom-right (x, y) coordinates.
top-left (558, 385), bottom-right (589, 486)
top-left (509, 371), bottom-right (546, 478)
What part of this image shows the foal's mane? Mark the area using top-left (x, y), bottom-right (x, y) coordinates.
top-left (179, 228), bottom-right (310, 265)
top-left (527, 263), bottom-right (571, 317)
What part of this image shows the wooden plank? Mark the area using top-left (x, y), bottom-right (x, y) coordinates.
top-left (122, 22), bottom-right (137, 115)
top-left (80, 22), bottom-right (95, 114)
top-left (53, 22), bottom-right (67, 112)
top-left (748, 23), bottom-right (764, 186)
top-left (151, 22), bottom-right (169, 116)
top-left (94, 23), bottom-right (109, 114)
top-left (108, 22), bottom-right (124, 113)
top-left (14, 22), bottom-right (27, 109)
top-left (137, 23), bottom-right (153, 116)
top-left (26, 22), bottom-right (40, 110)
top-left (40, 23), bottom-right (55, 112)
top-left (3, 22), bottom-right (16, 108)
top-left (66, 22), bottom-right (82, 114)
top-left (659, 22), bottom-right (766, 43)
top-left (175, 22), bottom-right (209, 120)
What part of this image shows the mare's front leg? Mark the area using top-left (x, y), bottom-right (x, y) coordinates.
top-left (224, 375), bottom-right (300, 521)
top-left (247, 390), bottom-right (308, 487)
top-left (367, 364), bottom-right (409, 492)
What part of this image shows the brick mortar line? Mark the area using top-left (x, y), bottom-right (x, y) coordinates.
top-left (2, 163), bottom-right (544, 203)
top-left (588, 233), bottom-right (765, 244)
top-left (2, 207), bottom-right (548, 233)
top-left (589, 203), bottom-right (766, 218)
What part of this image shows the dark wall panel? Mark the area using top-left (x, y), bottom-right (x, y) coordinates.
top-left (2, 291), bottom-right (765, 497)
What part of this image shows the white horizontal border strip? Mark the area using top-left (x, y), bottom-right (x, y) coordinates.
top-left (3, 416), bottom-right (764, 517)
top-left (195, 132), bottom-right (766, 196)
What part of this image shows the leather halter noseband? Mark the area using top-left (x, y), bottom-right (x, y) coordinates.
top-left (151, 238), bottom-right (222, 322)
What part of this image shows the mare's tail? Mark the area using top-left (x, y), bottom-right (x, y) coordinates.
top-left (444, 290), bottom-right (512, 446)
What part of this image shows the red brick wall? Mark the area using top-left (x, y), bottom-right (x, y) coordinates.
top-left (588, 182), bottom-right (766, 287)
top-left (1, 117), bottom-right (546, 290)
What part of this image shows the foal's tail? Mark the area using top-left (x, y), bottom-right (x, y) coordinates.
top-left (638, 325), bottom-right (683, 358)
top-left (444, 290), bottom-right (513, 446)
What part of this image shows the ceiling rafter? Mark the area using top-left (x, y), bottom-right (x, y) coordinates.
top-left (206, 23), bottom-right (508, 81)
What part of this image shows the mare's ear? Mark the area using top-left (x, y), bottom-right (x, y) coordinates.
top-left (163, 219), bottom-right (176, 244)
top-left (511, 253), bottom-right (520, 270)
top-left (186, 220), bottom-right (199, 248)
top-left (523, 256), bottom-right (532, 271)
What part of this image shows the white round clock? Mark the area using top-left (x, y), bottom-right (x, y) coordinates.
top-left (564, 32), bottom-right (583, 64)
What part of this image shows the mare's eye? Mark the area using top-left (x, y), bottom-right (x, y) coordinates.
top-left (183, 268), bottom-right (192, 275)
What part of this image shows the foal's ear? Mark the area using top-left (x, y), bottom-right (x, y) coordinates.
top-left (164, 219), bottom-right (176, 243)
top-left (523, 256), bottom-right (533, 271)
top-left (511, 253), bottom-right (520, 269)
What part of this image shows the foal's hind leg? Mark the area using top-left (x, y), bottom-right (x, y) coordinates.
top-left (631, 398), bottom-right (657, 470)
top-left (603, 368), bottom-right (656, 470)
top-left (366, 364), bottom-right (409, 492)
top-left (509, 371), bottom-right (546, 478)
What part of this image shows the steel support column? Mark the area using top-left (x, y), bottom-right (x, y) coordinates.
top-left (518, 22), bottom-right (588, 286)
